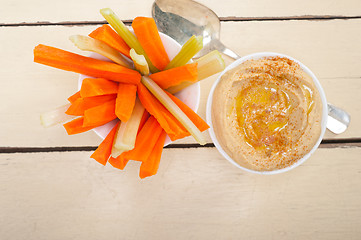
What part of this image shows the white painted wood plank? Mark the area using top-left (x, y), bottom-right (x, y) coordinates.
top-left (0, 0), bottom-right (360, 24)
top-left (221, 19), bottom-right (361, 79)
top-left (0, 20), bottom-right (360, 147)
top-left (0, 25), bottom-right (103, 147)
top-left (1, 147), bottom-right (361, 239)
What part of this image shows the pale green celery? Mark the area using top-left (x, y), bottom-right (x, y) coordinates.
top-left (111, 98), bottom-right (145, 158)
top-left (129, 48), bottom-right (149, 75)
top-left (167, 50), bottom-right (225, 94)
top-left (141, 76), bottom-right (206, 145)
top-left (40, 104), bottom-right (74, 127)
top-left (100, 8), bottom-right (158, 73)
top-left (195, 50), bottom-right (225, 80)
top-left (69, 35), bottom-right (132, 68)
top-left (111, 142), bottom-right (124, 158)
top-left (164, 35), bottom-right (203, 70)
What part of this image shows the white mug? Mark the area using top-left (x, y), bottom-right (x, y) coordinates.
top-left (206, 52), bottom-right (328, 174)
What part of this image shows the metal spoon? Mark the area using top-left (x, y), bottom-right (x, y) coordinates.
top-left (152, 0), bottom-right (351, 134)
top-left (152, 0), bottom-right (240, 59)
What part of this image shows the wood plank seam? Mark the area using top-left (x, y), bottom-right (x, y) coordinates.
top-left (1, 15), bottom-right (361, 27)
top-left (1, 140), bottom-right (361, 153)
top-left (219, 15), bottom-right (361, 22)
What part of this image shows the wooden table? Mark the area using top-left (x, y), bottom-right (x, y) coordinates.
top-left (1, 0), bottom-right (361, 239)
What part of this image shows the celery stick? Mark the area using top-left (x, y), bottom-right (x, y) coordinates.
top-left (111, 123), bottom-right (126, 158)
top-left (164, 35), bottom-right (203, 70)
top-left (111, 149), bottom-right (124, 159)
top-left (141, 76), bottom-right (206, 145)
top-left (111, 98), bottom-right (145, 158)
top-left (40, 104), bottom-right (74, 127)
top-left (195, 50), bottom-right (225, 80)
top-left (69, 35), bottom-right (132, 68)
top-left (165, 80), bottom-right (195, 95)
top-left (167, 50), bottom-right (225, 94)
top-left (129, 48), bottom-right (149, 75)
top-left (100, 8), bottom-right (158, 73)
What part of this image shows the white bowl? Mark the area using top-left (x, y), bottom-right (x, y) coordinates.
top-left (206, 52), bottom-right (328, 174)
top-left (78, 31), bottom-right (200, 146)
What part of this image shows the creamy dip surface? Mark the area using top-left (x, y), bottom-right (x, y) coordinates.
top-left (212, 57), bottom-right (322, 171)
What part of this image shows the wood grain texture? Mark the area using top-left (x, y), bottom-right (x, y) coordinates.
top-left (1, 147), bottom-right (360, 239)
top-left (1, 1), bottom-right (360, 239)
top-left (0, 0), bottom-right (361, 24)
top-left (1, 19), bottom-right (360, 147)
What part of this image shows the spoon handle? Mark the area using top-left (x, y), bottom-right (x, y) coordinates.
top-left (211, 38), bottom-right (241, 60)
top-left (327, 103), bottom-right (351, 134)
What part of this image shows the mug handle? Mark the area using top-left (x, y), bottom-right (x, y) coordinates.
top-left (327, 103), bottom-right (350, 134)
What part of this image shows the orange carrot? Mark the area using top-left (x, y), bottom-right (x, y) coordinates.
top-left (66, 94), bottom-right (116, 116)
top-left (108, 154), bottom-right (129, 170)
top-left (161, 109), bottom-right (189, 140)
top-left (89, 24), bottom-right (131, 59)
top-left (109, 116), bottom-right (163, 170)
top-left (137, 83), bottom-right (188, 141)
top-left (149, 63), bottom-right (198, 89)
top-left (68, 91), bottom-right (81, 103)
top-left (115, 83), bottom-right (137, 122)
top-left (132, 17), bottom-right (170, 71)
top-left (34, 44), bottom-right (141, 84)
top-left (63, 117), bottom-right (96, 135)
top-left (138, 110), bottom-right (149, 134)
top-left (90, 122), bottom-right (119, 165)
top-left (139, 130), bottom-right (167, 179)
top-left (166, 92), bottom-right (209, 132)
top-left (108, 111), bottom-right (149, 170)
top-left (66, 98), bottom-right (84, 116)
top-left (80, 78), bottom-right (119, 98)
top-left (83, 99), bottom-right (117, 127)
top-left (124, 116), bottom-right (163, 162)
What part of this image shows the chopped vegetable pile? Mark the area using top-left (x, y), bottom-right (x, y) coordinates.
top-left (35, 8), bottom-right (225, 179)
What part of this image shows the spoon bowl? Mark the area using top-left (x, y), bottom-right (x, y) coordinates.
top-left (152, 0), bottom-right (240, 59)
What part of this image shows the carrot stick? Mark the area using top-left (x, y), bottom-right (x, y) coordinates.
top-left (66, 94), bottom-right (116, 116)
top-left (108, 154), bottom-right (129, 170)
top-left (115, 83), bottom-right (137, 122)
top-left (89, 24), bottom-right (131, 59)
top-left (63, 117), bottom-right (96, 135)
top-left (83, 99), bottom-right (117, 127)
top-left (125, 116), bottom-right (163, 161)
top-left (149, 63), bottom-right (198, 89)
top-left (66, 98), bottom-right (85, 116)
top-left (166, 92), bottom-right (209, 132)
top-left (79, 95), bottom-right (116, 110)
top-left (80, 78), bottom-right (119, 98)
top-left (161, 108), bottom-right (189, 140)
top-left (137, 83), bottom-right (188, 141)
top-left (132, 17), bottom-right (170, 71)
top-left (108, 110), bottom-right (150, 170)
top-left (90, 122), bottom-right (119, 165)
top-left (34, 44), bottom-right (141, 84)
top-left (138, 110), bottom-right (149, 134)
top-left (68, 91), bottom-right (81, 103)
top-left (139, 130), bottom-right (167, 179)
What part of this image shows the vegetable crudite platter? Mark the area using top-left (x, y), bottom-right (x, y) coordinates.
top-left (34, 8), bottom-right (225, 179)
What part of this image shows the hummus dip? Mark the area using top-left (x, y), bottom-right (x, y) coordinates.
top-left (212, 57), bottom-right (322, 171)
